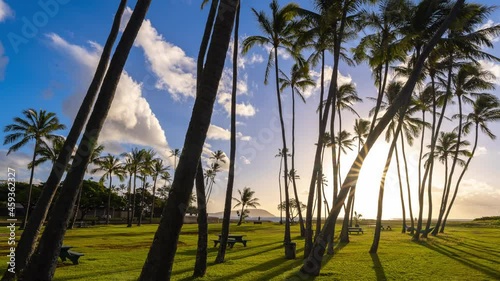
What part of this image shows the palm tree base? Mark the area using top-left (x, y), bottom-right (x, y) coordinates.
top-left (284, 242), bottom-right (296, 259)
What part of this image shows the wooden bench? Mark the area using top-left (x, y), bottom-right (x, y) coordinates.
top-left (60, 246), bottom-right (84, 265)
top-left (253, 221), bottom-right (262, 224)
top-left (348, 227), bottom-right (364, 234)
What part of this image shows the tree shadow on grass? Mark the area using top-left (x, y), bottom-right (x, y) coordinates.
top-left (420, 241), bottom-right (500, 279)
top-left (435, 235), bottom-right (500, 257)
top-left (370, 253), bottom-right (386, 281)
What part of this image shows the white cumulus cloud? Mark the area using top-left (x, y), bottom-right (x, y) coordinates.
top-left (47, 33), bottom-right (175, 165)
top-left (0, 0), bottom-right (13, 22)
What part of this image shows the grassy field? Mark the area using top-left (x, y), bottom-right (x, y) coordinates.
top-left (0, 221), bottom-right (499, 280)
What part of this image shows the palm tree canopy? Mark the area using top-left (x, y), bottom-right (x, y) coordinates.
top-left (233, 187), bottom-right (260, 209)
top-left (353, 119), bottom-right (371, 147)
top-left (462, 94), bottom-right (500, 140)
top-left (91, 154), bottom-right (127, 184)
top-left (3, 109), bottom-right (66, 155)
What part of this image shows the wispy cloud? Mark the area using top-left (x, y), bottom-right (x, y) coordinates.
top-left (0, 43), bottom-right (8, 80)
top-left (303, 66), bottom-right (353, 99)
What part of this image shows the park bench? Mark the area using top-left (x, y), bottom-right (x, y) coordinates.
top-left (60, 246), bottom-right (84, 265)
top-left (253, 221), bottom-right (262, 224)
top-left (348, 227), bottom-right (364, 234)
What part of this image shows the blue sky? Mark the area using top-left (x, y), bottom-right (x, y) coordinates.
top-left (1, 0), bottom-right (499, 219)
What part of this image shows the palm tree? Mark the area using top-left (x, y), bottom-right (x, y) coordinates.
top-left (138, 149), bottom-right (156, 226)
top-left (28, 137), bottom-right (65, 168)
top-left (274, 148), bottom-right (290, 224)
top-left (242, 0), bottom-right (299, 257)
top-left (91, 154), bottom-right (126, 225)
top-left (280, 61), bottom-right (314, 237)
top-left (3, 109), bottom-right (66, 230)
top-left (70, 143), bottom-right (104, 229)
top-left (233, 187), bottom-right (260, 226)
top-left (3, 2), bottom-right (127, 277)
top-left (205, 162), bottom-right (221, 203)
top-left (301, 0), bottom-right (467, 272)
top-left (23, 2), bottom-right (151, 279)
top-left (150, 159), bottom-right (170, 223)
top-left (425, 132), bottom-right (470, 236)
top-left (169, 148), bottom-right (181, 172)
top-left (122, 147), bottom-right (145, 227)
top-left (139, 1), bottom-right (237, 278)
top-left (439, 63), bottom-right (494, 234)
top-left (441, 94), bottom-right (500, 231)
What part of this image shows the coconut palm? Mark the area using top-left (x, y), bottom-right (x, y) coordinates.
top-left (441, 94), bottom-right (500, 231)
top-left (3, 109), bottom-right (66, 230)
top-left (424, 132), bottom-right (470, 236)
top-left (150, 159), bottom-right (170, 223)
top-left (122, 147), bottom-right (145, 227)
top-left (274, 148), bottom-right (291, 224)
top-left (279, 61), bottom-right (313, 236)
top-left (233, 187), bottom-right (260, 226)
top-left (138, 149), bottom-right (156, 226)
top-left (205, 162), bottom-right (221, 203)
top-left (23, 2), bottom-right (150, 278)
top-left (70, 143), bottom-right (104, 229)
top-left (170, 148), bottom-right (181, 172)
top-left (28, 137), bottom-right (65, 169)
top-left (242, 0), bottom-right (300, 257)
top-left (91, 154), bottom-right (126, 225)
top-left (4, 3), bottom-right (127, 278)
top-left (139, 1), bottom-right (237, 278)
top-left (302, 0), bottom-right (466, 275)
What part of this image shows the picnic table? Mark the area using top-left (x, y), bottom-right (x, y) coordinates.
top-left (60, 245), bottom-right (84, 265)
top-left (348, 227), bottom-right (364, 234)
top-left (213, 234), bottom-right (250, 248)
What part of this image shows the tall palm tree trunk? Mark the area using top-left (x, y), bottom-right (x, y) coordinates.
top-left (394, 138), bottom-right (407, 233)
top-left (370, 122), bottom-right (402, 253)
top-left (291, 87), bottom-right (305, 237)
top-left (442, 123), bottom-right (478, 232)
top-left (437, 95), bottom-right (464, 234)
top-left (278, 155), bottom-right (283, 224)
top-left (2, 3), bottom-right (128, 280)
top-left (300, 1), bottom-right (464, 273)
top-left (138, 177), bottom-right (147, 226)
top-left (130, 172), bottom-right (137, 227)
top-left (106, 176), bottom-right (113, 225)
top-left (150, 176), bottom-right (158, 223)
top-left (20, 143), bottom-right (38, 230)
top-left (369, 61), bottom-right (390, 134)
top-left (193, 161), bottom-right (208, 277)
top-left (215, 0), bottom-right (239, 264)
top-left (400, 131), bottom-right (414, 233)
top-left (415, 109), bottom-right (426, 235)
top-left (22, 3), bottom-right (149, 279)
top-left (273, 46), bottom-right (293, 259)
top-left (68, 183), bottom-right (83, 229)
top-left (138, 1), bottom-right (237, 278)
top-left (126, 173), bottom-right (132, 227)
top-left (432, 158), bottom-right (449, 236)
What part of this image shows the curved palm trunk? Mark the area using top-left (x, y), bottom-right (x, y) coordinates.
top-left (438, 96), bottom-right (464, 234)
top-left (421, 58), bottom-right (454, 239)
top-left (369, 61), bottom-right (390, 134)
top-left (138, 1), bottom-right (237, 278)
top-left (215, 1), bottom-right (239, 264)
top-left (394, 139), bottom-right (407, 233)
top-left (442, 123), bottom-right (478, 232)
top-left (291, 87), bottom-right (305, 237)
top-left (22, 2), bottom-right (148, 279)
top-left (400, 131), bottom-right (414, 233)
top-left (315, 168), bottom-right (322, 239)
top-left (432, 157), bottom-right (449, 236)
top-left (193, 161), bottom-right (208, 277)
top-left (150, 176), bottom-right (158, 223)
top-left (415, 109), bottom-right (426, 235)
top-left (370, 125), bottom-right (401, 253)
top-left (20, 143), bottom-right (38, 230)
top-left (3, 2), bottom-right (128, 279)
top-left (273, 46), bottom-right (293, 259)
top-left (237, 204), bottom-right (245, 226)
top-left (300, 1), bottom-right (464, 273)
top-left (326, 104), bottom-right (337, 255)
top-left (106, 176), bottom-right (113, 225)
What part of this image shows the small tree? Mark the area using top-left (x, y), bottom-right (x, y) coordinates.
top-left (233, 187), bottom-right (260, 226)
top-left (278, 199), bottom-right (306, 223)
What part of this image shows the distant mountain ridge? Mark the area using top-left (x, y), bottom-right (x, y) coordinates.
top-left (208, 208), bottom-right (276, 218)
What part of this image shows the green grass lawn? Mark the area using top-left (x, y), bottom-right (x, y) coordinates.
top-left (0, 222), bottom-right (499, 280)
